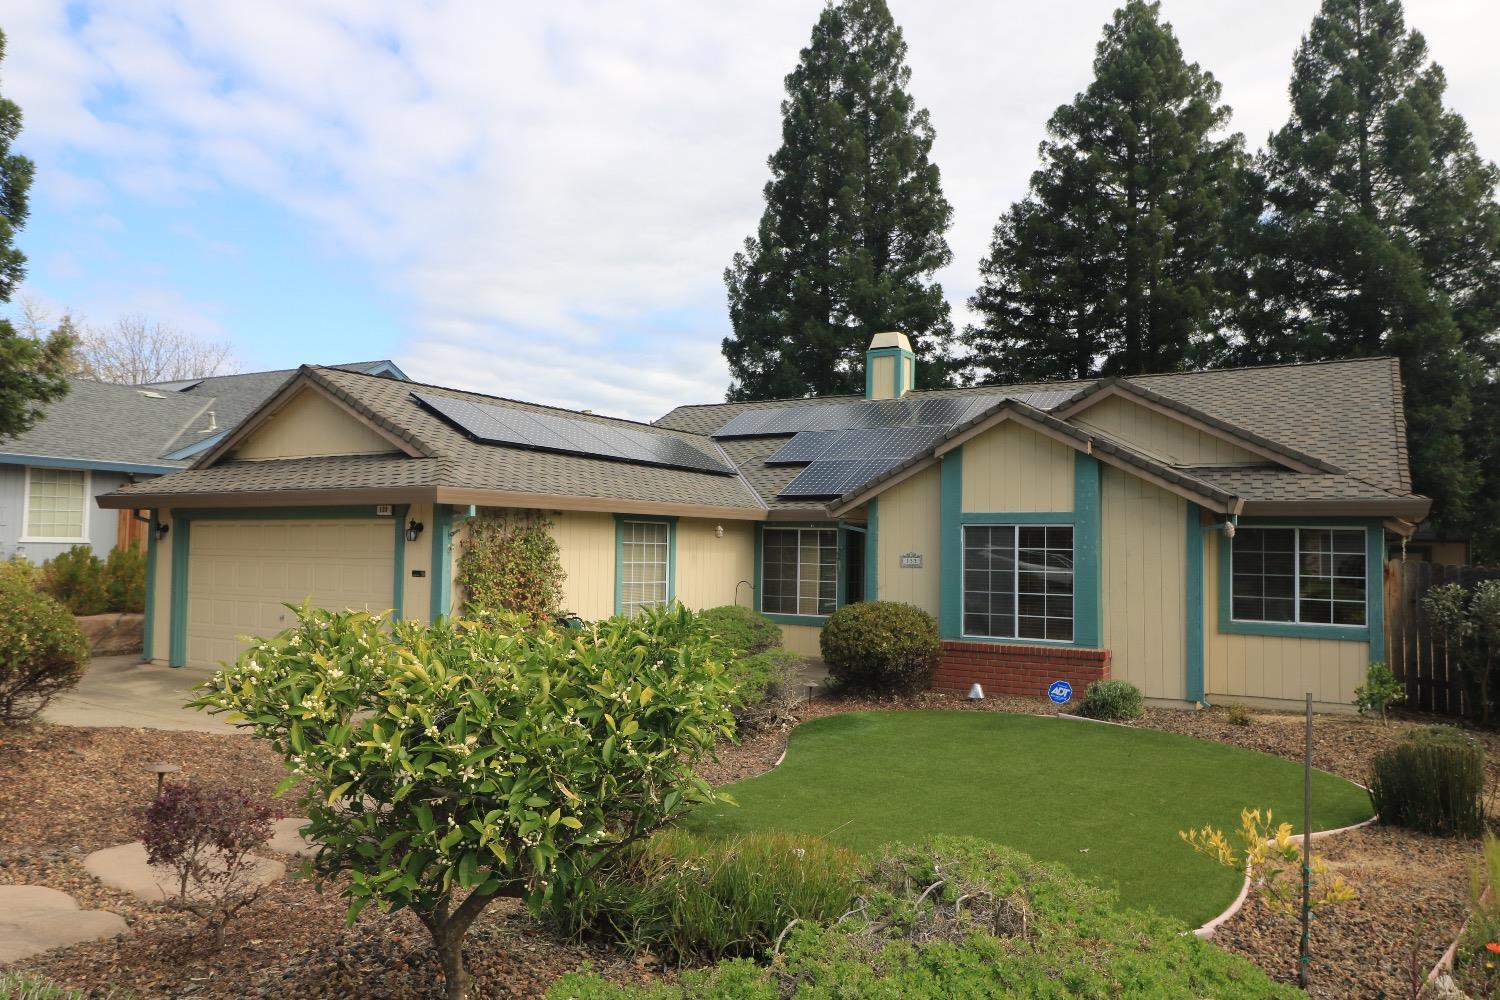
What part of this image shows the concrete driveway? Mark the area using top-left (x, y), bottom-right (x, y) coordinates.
top-left (43, 655), bottom-right (240, 733)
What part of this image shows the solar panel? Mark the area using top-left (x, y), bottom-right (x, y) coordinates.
top-left (414, 392), bottom-right (736, 476)
top-left (765, 429), bottom-right (849, 464)
top-left (714, 393), bottom-right (1026, 438)
top-left (779, 456), bottom-right (910, 497)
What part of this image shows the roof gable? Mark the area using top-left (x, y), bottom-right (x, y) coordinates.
top-left (227, 386), bottom-right (407, 462)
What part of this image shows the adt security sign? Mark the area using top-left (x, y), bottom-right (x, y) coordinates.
top-left (1047, 680), bottom-right (1073, 705)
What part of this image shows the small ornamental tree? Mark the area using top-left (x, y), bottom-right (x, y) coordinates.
top-left (191, 604), bottom-right (734, 1000)
top-left (457, 512), bottom-right (566, 623)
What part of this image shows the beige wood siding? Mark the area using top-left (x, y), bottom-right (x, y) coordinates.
top-left (675, 518), bottom-right (755, 611)
top-left (546, 510), bottom-right (616, 620)
top-left (778, 623), bottom-right (823, 657)
top-left (1099, 468), bottom-right (1187, 701)
top-left (1074, 395), bottom-right (1259, 466)
top-left (876, 462), bottom-right (941, 616)
top-left (185, 518), bottom-right (394, 668)
top-left (149, 509), bottom-right (175, 664)
top-left (1203, 534), bottom-right (1369, 710)
top-left (961, 423), bottom-right (1074, 513)
top-left (869, 355), bottom-right (896, 400)
top-left (232, 389), bottom-right (399, 461)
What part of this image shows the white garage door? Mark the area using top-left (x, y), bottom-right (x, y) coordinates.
top-left (186, 518), bottom-right (395, 668)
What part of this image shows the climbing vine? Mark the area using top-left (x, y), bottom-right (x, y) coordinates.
top-left (457, 511), bottom-right (566, 623)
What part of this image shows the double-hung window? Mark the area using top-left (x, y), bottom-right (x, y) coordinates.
top-left (619, 519), bottom-right (670, 615)
top-left (761, 527), bottom-right (837, 617)
top-left (1230, 527), bottom-right (1366, 627)
top-left (963, 524), bottom-right (1074, 642)
top-left (24, 467), bottom-right (89, 542)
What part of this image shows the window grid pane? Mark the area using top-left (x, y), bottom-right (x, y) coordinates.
top-left (963, 524), bottom-right (1073, 641)
top-left (620, 520), bottom-right (669, 616)
top-left (761, 527), bottom-right (838, 618)
top-left (26, 469), bottom-right (86, 539)
top-left (1230, 527), bottom-right (1365, 627)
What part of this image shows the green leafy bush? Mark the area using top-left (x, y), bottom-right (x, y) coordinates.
top-left (547, 836), bottom-right (1301, 1000)
top-left (457, 511), bottom-right (566, 623)
top-left (725, 649), bottom-right (806, 730)
top-left (102, 547), bottom-right (146, 614)
top-left (39, 545), bottom-right (109, 616)
top-left (1224, 703), bottom-right (1252, 727)
top-left (1453, 831), bottom-right (1500, 995)
top-left (1353, 661), bottom-right (1406, 722)
top-left (191, 603), bottom-right (735, 1000)
top-left (0, 577), bottom-right (89, 724)
top-left (549, 829), bottom-right (859, 960)
top-left (1369, 725), bottom-right (1485, 837)
top-left (0, 555), bottom-right (38, 588)
top-left (819, 601), bottom-right (940, 695)
top-left (698, 605), bottom-right (782, 657)
top-left (1077, 679), bottom-right (1143, 721)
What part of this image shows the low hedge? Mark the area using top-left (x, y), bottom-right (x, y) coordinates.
top-left (819, 601), bottom-right (940, 695)
top-left (548, 836), bottom-right (1300, 1000)
top-left (0, 578), bottom-right (89, 724)
top-left (699, 605), bottom-right (782, 657)
top-left (1369, 725), bottom-right (1485, 837)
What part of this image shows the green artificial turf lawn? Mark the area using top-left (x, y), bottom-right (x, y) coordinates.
top-left (684, 710), bottom-right (1373, 926)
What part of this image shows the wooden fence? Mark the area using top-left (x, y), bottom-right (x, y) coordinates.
top-left (1384, 559), bottom-right (1500, 717)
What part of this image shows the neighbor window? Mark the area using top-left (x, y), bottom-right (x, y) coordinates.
top-left (963, 524), bottom-right (1074, 642)
top-left (25, 467), bottom-right (88, 541)
top-left (1231, 527), bottom-right (1366, 627)
top-left (619, 520), bottom-right (670, 615)
top-left (761, 527), bottom-right (837, 617)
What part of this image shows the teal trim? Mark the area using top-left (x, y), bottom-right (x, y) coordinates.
top-left (938, 448), bottom-right (963, 639)
top-left (431, 504), bottom-right (454, 620)
top-left (143, 514), bottom-right (158, 662)
top-left (866, 499), bottom-right (879, 601)
top-left (1185, 505), bottom-right (1205, 703)
top-left (0, 453), bottom-right (180, 475)
top-left (864, 346), bottom-right (915, 399)
top-left (834, 524), bottom-right (848, 608)
top-left (1072, 453), bottom-right (1101, 648)
top-left (754, 522), bottom-right (841, 621)
top-left (1215, 518), bottom-right (1381, 643)
top-left (752, 523), bottom-right (763, 610)
top-left (391, 504), bottom-right (408, 621)
top-left (763, 612), bottom-right (831, 627)
top-left (168, 517), bottom-right (191, 667)
top-left (613, 514), bottom-right (677, 616)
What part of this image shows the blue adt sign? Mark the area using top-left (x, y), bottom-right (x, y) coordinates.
top-left (1048, 680), bottom-right (1073, 705)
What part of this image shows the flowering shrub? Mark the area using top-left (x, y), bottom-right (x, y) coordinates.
top-left (137, 781), bottom-right (278, 947)
top-left (191, 603), bottom-right (734, 1000)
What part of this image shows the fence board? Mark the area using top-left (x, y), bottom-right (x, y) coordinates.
top-left (1385, 559), bottom-right (1500, 719)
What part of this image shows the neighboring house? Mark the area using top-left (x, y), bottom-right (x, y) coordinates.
top-left (0, 360), bottom-right (407, 562)
top-left (98, 336), bottom-right (1426, 711)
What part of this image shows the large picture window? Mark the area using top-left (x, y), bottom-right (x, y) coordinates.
top-left (24, 467), bottom-right (88, 542)
top-left (619, 519), bottom-right (670, 615)
top-left (1231, 527), bottom-right (1366, 627)
top-left (762, 527), bottom-right (837, 617)
top-left (963, 524), bottom-right (1074, 642)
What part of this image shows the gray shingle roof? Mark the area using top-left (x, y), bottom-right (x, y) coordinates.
top-left (0, 380), bottom-right (211, 469)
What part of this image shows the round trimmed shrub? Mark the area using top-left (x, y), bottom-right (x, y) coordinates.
top-left (0, 578), bottom-right (89, 724)
top-left (699, 605), bottom-right (782, 657)
top-left (1077, 679), bottom-right (1143, 721)
top-left (1369, 725), bottom-right (1485, 837)
top-left (819, 601), bottom-right (940, 695)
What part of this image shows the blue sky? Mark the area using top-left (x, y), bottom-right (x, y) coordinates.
top-left (6, 1), bottom-right (1499, 419)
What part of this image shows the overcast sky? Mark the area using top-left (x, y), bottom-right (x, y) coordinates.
top-left (5, 1), bottom-right (1499, 420)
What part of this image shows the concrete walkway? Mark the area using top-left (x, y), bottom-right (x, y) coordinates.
top-left (0, 885), bottom-right (127, 962)
top-left (43, 655), bottom-right (239, 733)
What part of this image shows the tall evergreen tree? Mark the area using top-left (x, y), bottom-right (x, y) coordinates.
top-left (722, 0), bottom-right (955, 400)
top-left (1246, 0), bottom-right (1500, 540)
top-left (963, 1), bottom-right (1253, 384)
top-left (0, 29), bottom-right (70, 440)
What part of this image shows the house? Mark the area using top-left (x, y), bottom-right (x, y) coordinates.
top-left (96, 336), bottom-right (1426, 711)
top-left (0, 361), bottom-right (407, 562)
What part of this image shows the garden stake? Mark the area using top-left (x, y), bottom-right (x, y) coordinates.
top-left (1300, 692), bottom-right (1312, 989)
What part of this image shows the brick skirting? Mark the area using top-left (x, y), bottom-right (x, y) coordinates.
top-left (934, 641), bottom-right (1111, 699)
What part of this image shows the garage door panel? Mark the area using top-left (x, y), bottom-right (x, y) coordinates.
top-left (186, 518), bottom-right (394, 668)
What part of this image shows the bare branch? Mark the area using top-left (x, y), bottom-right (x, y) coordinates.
top-left (70, 314), bottom-right (240, 384)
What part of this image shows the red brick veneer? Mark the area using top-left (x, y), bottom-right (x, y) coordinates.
top-left (934, 641), bottom-right (1111, 699)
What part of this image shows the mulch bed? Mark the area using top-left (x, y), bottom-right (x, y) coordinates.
top-left (3, 695), bottom-right (1492, 999)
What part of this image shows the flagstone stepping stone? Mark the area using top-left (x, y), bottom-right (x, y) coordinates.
top-left (0, 885), bottom-right (128, 962)
top-left (267, 817), bottom-right (317, 858)
top-left (83, 842), bottom-right (286, 903)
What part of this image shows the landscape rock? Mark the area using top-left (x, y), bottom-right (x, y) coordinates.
top-left (75, 613), bottom-right (144, 656)
top-left (266, 817), bottom-right (317, 858)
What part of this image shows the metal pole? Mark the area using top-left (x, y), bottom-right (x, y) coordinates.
top-left (1300, 691), bottom-right (1312, 989)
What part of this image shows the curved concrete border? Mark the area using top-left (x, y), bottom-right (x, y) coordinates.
top-left (1426, 884), bottom-right (1490, 987)
top-left (1056, 712), bottom-right (1136, 728)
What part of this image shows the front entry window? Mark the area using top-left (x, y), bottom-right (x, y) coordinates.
top-left (762, 527), bottom-right (837, 616)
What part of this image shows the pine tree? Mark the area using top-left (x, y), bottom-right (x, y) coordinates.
top-left (0, 29), bottom-right (71, 440)
top-left (722, 0), bottom-right (955, 401)
top-left (963, 1), bottom-right (1254, 384)
top-left (1247, 0), bottom-right (1500, 539)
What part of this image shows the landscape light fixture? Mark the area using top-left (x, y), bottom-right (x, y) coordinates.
top-left (968, 683), bottom-right (985, 702)
top-left (406, 519), bottom-right (425, 542)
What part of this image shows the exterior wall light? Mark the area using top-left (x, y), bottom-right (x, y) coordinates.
top-left (155, 522), bottom-right (170, 540)
top-left (406, 519), bottom-right (425, 542)
top-left (968, 683), bottom-right (985, 701)
top-left (715, 524), bottom-right (724, 538)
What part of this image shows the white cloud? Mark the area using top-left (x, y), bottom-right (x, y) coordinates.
top-left (7, 0), bottom-right (1500, 419)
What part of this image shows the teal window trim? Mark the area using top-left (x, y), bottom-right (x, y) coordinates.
top-left (1215, 517), bottom-right (1382, 644)
top-left (168, 505), bottom-right (409, 667)
top-left (864, 346), bottom-right (915, 399)
top-left (143, 512), bottom-right (158, 662)
top-left (431, 504), bottom-right (454, 620)
top-left (866, 499), bottom-right (879, 601)
top-left (942, 449), bottom-right (1103, 649)
top-left (614, 514), bottom-right (677, 616)
top-left (1185, 505), bottom-right (1205, 703)
top-left (754, 521), bottom-right (840, 626)
top-left (391, 504), bottom-right (409, 621)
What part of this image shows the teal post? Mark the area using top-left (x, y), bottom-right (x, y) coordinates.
top-left (1367, 523), bottom-right (1386, 664)
top-left (939, 448), bottom-right (963, 639)
top-left (143, 513), bottom-right (157, 662)
top-left (1072, 453), bottom-right (1102, 648)
top-left (866, 499), bottom-right (879, 602)
top-left (168, 517), bottom-right (191, 667)
top-left (430, 504), bottom-right (453, 621)
top-left (391, 505), bottom-right (407, 621)
top-left (1184, 505), bottom-right (1206, 703)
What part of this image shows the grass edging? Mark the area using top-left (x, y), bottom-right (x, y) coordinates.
top-left (1192, 812), bottom-right (1379, 940)
top-left (1056, 712), bottom-right (1136, 728)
